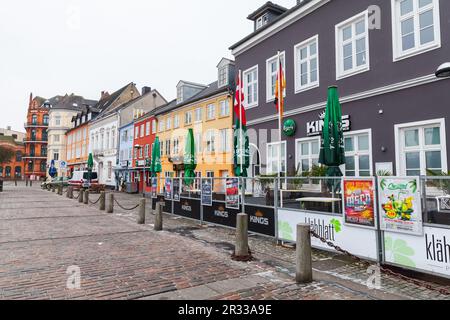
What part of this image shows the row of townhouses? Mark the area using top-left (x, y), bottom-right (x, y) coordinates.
top-left (15, 0), bottom-right (450, 196)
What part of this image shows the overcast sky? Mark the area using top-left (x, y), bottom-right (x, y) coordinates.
top-left (0, 0), bottom-right (295, 132)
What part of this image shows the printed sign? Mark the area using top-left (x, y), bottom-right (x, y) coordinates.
top-left (378, 177), bottom-right (423, 236)
top-left (151, 177), bottom-right (157, 199)
top-left (201, 178), bottom-right (213, 207)
top-left (173, 178), bottom-right (181, 202)
top-left (384, 227), bottom-right (450, 278)
top-left (173, 198), bottom-right (201, 221)
top-left (307, 111), bottom-right (350, 137)
top-left (165, 178), bottom-right (172, 200)
top-left (203, 202), bottom-right (240, 228)
top-left (246, 205), bottom-right (275, 237)
top-left (226, 178), bottom-right (240, 210)
top-left (343, 178), bottom-right (376, 229)
top-left (437, 196), bottom-right (450, 213)
top-left (278, 209), bottom-right (378, 260)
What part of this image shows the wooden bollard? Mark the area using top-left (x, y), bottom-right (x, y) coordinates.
top-left (235, 213), bottom-right (249, 258)
top-left (296, 224), bottom-right (313, 284)
top-left (84, 190), bottom-right (89, 204)
top-left (26, 179), bottom-right (29, 187)
top-left (52, 186), bottom-right (55, 193)
top-left (99, 192), bottom-right (106, 211)
top-left (30, 180), bottom-right (32, 187)
top-left (58, 185), bottom-right (63, 195)
top-left (106, 194), bottom-right (114, 213)
top-left (67, 187), bottom-right (73, 199)
top-left (137, 199), bottom-right (146, 224)
top-left (78, 189), bottom-right (84, 203)
top-left (154, 202), bottom-right (164, 231)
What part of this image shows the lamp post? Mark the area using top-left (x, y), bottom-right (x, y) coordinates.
top-left (436, 63), bottom-right (450, 78)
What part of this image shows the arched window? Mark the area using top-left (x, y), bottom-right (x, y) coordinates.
top-left (32, 115), bottom-right (37, 125)
top-left (5, 166), bottom-right (11, 177)
top-left (15, 166), bottom-right (22, 178)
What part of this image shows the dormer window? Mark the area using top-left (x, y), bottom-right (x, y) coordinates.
top-left (88, 113), bottom-right (92, 121)
top-left (256, 14), bottom-right (269, 30)
top-left (177, 86), bottom-right (183, 104)
top-left (218, 67), bottom-right (228, 88)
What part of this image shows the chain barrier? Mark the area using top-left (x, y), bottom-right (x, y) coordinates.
top-left (73, 191), bottom-right (80, 200)
top-left (310, 230), bottom-right (450, 296)
top-left (113, 198), bottom-right (140, 211)
top-left (89, 194), bottom-right (103, 205)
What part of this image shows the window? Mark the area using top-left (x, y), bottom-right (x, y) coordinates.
top-left (243, 66), bottom-right (258, 108)
top-left (392, 0), bottom-right (441, 61)
top-left (267, 142), bottom-right (287, 175)
top-left (165, 140), bottom-right (171, 156)
top-left (177, 86), bottom-right (183, 104)
top-left (160, 141), bottom-right (164, 157)
top-left (108, 161), bottom-right (112, 179)
top-left (185, 111), bottom-right (193, 125)
top-left (144, 144), bottom-right (149, 158)
top-left (55, 116), bottom-right (61, 126)
top-left (146, 122), bottom-right (150, 136)
top-left (106, 131), bottom-right (110, 150)
top-left (53, 151), bottom-right (59, 161)
top-left (140, 124), bottom-right (145, 137)
top-left (207, 104), bottom-right (216, 120)
top-left (343, 131), bottom-right (372, 177)
top-left (219, 100), bottom-right (230, 117)
top-left (218, 67), bottom-right (228, 88)
top-left (43, 115), bottom-right (49, 125)
top-left (206, 171), bottom-right (215, 190)
top-left (54, 135), bottom-right (60, 143)
top-left (152, 120), bottom-right (157, 134)
top-left (40, 161), bottom-right (46, 173)
top-left (173, 138), bottom-right (180, 155)
top-left (174, 115), bottom-right (180, 129)
top-left (139, 147), bottom-right (143, 159)
top-left (206, 131), bottom-right (216, 153)
top-left (41, 146), bottom-right (47, 157)
top-left (159, 120), bottom-right (165, 132)
top-left (32, 115), bottom-right (37, 125)
top-left (16, 151), bottom-right (22, 162)
top-left (166, 118), bottom-right (172, 130)
top-left (135, 126), bottom-right (139, 139)
top-left (296, 138), bottom-right (320, 174)
top-left (256, 13), bottom-right (269, 30)
top-left (87, 113), bottom-right (92, 121)
top-left (336, 11), bottom-right (370, 79)
top-left (195, 108), bottom-right (203, 123)
top-left (295, 36), bottom-right (319, 93)
top-left (396, 119), bottom-right (447, 176)
top-left (195, 133), bottom-right (202, 154)
top-left (266, 52), bottom-right (286, 101)
top-left (220, 129), bottom-right (230, 152)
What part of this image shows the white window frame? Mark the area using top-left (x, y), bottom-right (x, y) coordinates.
top-left (135, 126), bottom-right (139, 139)
top-left (166, 117), bottom-right (172, 130)
top-left (295, 137), bottom-right (321, 175)
top-left (206, 130), bottom-right (216, 153)
top-left (266, 141), bottom-right (287, 175)
top-left (219, 100), bottom-right (230, 117)
top-left (341, 129), bottom-right (373, 177)
top-left (195, 133), bottom-right (202, 154)
top-left (145, 121), bottom-right (150, 136)
top-left (294, 35), bottom-right (320, 94)
top-left (152, 120), bottom-right (157, 134)
top-left (220, 129), bottom-right (230, 153)
top-left (194, 108), bottom-right (203, 123)
top-left (395, 118), bottom-right (447, 176)
top-left (391, 0), bottom-right (441, 62)
top-left (207, 104), bottom-right (216, 120)
top-left (185, 111), bottom-right (193, 126)
top-left (218, 66), bottom-right (228, 88)
top-left (159, 119), bottom-right (165, 133)
top-left (174, 115), bottom-right (180, 129)
top-left (266, 52), bottom-right (286, 102)
top-left (335, 11), bottom-right (370, 80)
top-left (243, 65), bottom-right (259, 109)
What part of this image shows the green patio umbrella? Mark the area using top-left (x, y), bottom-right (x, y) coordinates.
top-left (319, 86), bottom-right (345, 191)
top-left (151, 137), bottom-right (162, 176)
top-left (184, 129), bottom-right (197, 186)
top-left (87, 153), bottom-right (94, 183)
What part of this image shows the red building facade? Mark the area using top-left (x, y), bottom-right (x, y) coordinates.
top-left (23, 94), bottom-right (50, 180)
top-left (133, 113), bottom-right (156, 194)
top-left (0, 136), bottom-right (25, 180)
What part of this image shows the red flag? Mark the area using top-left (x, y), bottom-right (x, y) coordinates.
top-left (274, 59), bottom-right (286, 121)
top-left (234, 72), bottom-right (247, 126)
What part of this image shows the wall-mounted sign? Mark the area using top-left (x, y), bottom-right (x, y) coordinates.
top-left (283, 119), bottom-right (297, 137)
top-left (307, 111), bottom-right (350, 136)
top-left (378, 177), bottom-right (423, 236)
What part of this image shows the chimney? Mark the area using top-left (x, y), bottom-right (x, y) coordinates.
top-left (100, 91), bottom-right (110, 100)
top-left (142, 86), bottom-right (152, 95)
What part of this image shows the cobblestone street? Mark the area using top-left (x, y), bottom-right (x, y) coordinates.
top-left (0, 183), bottom-right (449, 300)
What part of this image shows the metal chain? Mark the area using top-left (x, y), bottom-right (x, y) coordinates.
top-left (89, 194), bottom-right (103, 205)
top-left (113, 198), bottom-right (140, 211)
top-left (310, 230), bottom-right (450, 296)
top-left (73, 191), bottom-right (80, 200)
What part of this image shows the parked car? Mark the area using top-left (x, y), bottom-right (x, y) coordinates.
top-left (69, 171), bottom-right (99, 189)
top-left (41, 177), bottom-right (70, 190)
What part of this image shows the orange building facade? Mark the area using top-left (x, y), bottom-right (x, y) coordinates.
top-left (0, 136), bottom-right (25, 180)
top-left (66, 122), bottom-right (90, 175)
top-left (23, 94), bottom-right (50, 180)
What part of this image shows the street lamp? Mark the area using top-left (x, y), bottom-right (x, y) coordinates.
top-left (436, 62), bottom-right (450, 78)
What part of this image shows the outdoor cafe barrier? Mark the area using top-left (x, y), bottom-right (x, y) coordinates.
top-left (148, 175), bottom-right (450, 280)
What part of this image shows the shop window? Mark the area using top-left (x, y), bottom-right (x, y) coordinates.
top-left (343, 131), bottom-right (372, 177)
top-left (267, 142), bottom-right (287, 175)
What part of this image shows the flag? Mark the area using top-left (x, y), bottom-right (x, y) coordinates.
top-left (274, 57), bottom-right (286, 122)
top-left (234, 71), bottom-right (249, 177)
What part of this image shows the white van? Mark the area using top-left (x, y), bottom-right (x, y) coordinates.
top-left (69, 171), bottom-right (99, 189)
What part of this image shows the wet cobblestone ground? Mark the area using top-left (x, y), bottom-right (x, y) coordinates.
top-left (0, 183), bottom-right (449, 300)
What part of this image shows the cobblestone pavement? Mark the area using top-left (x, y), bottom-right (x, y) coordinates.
top-left (0, 183), bottom-right (449, 300)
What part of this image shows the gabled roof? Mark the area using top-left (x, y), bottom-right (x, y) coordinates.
top-left (48, 94), bottom-right (97, 111)
top-left (230, 0), bottom-right (314, 51)
top-left (93, 82), bottom-right (133, 112)
top-left (176, 80), bottom-right (208, 89)
top-left (247, 1), bottom-right (288, 20)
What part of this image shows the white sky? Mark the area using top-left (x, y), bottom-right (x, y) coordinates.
top-left (0, 0), bottom-right (295, 132)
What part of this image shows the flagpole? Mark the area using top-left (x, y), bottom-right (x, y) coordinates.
top-left (239, 70), bottom-right (243, 177)
top-left (277, 51), bottom-right (282, 184)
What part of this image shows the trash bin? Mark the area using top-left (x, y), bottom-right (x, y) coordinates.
top-left (0, 179), bottom-right (3, 192)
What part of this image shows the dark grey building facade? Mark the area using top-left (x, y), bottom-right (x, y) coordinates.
top-left (230, 0), bottom-right (450, 178)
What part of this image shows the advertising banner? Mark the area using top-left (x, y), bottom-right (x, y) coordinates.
top-left (384, 227), bottom-right (450, 279)
top-left (246, 205), bottom-right (275, 237)
top-left (173, 178), bottom-right (181, 202)
top-left (226, 178), bottom-right (240, 210)
top-left (342, 178), bottom-right (376, 229)
top-left (203, 202), bottom-right (241, 228)
top-left (173, 198), bottom-right (201, 221)
top-left (151, 177), bottom-right (157, 199)
top-left (278, 209), bottom-right (378, 260)
top-left (201, 178), bottom-right (213, 207)
top-left (165, 178), bottom-right (172, 200)
top-left (378, 177), bottom-right (423, 236)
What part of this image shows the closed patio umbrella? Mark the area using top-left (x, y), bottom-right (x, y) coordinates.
top-left (184, 129), bottom-right (197, 186)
